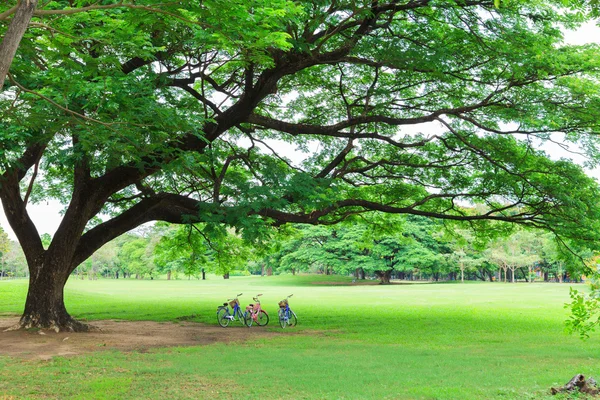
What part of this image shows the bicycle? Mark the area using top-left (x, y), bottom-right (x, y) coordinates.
top-left (244, 294), bottom-right (269, 327)
top-left (217, 293), bottom-right (247, 327)
top-left (277, 294), bottom-right (297, 328)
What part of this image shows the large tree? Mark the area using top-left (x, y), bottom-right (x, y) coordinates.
top-left (2, 0), bottom-right (600, 330)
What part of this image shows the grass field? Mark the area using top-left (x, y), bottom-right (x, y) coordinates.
top-left (0, 275), bottom-right (598, 399)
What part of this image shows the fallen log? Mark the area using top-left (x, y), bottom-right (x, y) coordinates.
top-left (551, 374), bottom-right (600, 396)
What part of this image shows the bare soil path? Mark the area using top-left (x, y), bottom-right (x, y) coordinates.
top-left (0, 317), bottom-right (285, 360)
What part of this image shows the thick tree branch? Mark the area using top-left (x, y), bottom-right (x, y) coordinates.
top-left (0, 0), bottom-right (38, 89)
top-left (255, 198), bottom-right (544, 227)
top-left (247, 113), bottom-right (440, 147)
top-left (0, 172), bottom-right (44, 263)
top-left (316, 139), bottom-right (355, 179)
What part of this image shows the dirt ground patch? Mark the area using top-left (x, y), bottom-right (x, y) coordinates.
top-left (0, 317), bottom-right (288, 360)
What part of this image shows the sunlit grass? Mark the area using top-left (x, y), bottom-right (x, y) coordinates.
top-left (0, 276), bottom-right (598, 399)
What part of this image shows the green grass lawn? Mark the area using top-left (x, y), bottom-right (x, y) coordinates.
top-left (0, 275), bottom-right (598, 399)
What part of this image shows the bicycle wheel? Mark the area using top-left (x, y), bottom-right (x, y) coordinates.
top-left (256, 310), bottom-right (269, 326)
top-left (278, 308), bottom-right (286, 328)
top-left (217, 308), bottom-right (230, 328)
top-left (288, 309), bottom-right (297, 327)
top-left (244, 311), bottom-right (253, 327)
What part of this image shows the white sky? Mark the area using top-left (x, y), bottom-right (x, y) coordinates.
top-left (1, 21), bottom-right (600, 241)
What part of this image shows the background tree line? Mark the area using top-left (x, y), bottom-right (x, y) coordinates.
top-left (0, 214), bottom-right (585, 283)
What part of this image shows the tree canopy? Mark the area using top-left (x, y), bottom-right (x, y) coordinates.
top-left (2, 0), bottom-right (600, 330)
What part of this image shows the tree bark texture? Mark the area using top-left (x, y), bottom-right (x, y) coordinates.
top-left (0, 0), bottom-right (38, 90)
top-left (17, 258), bottom-right (90, 332)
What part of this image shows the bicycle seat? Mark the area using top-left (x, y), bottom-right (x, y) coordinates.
top-left (222, 302), bottom-right (228, 306)
top-left (249, 304), bottom-right (254, 307)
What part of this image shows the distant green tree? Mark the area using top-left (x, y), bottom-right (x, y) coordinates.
top-left (118, 236), bottom-right (156, 279)
top-left (0, 227), bottom-right (10, 278)
top-left (88, 240), bottom-right (119, 279)
top-left (204, 227), bottom-right (254, 279)
top-left (153, 223), bottom-right (254, 279)
top-left (153, 224), bottom-right (207, 280)
top-left (40, 233), bottom-right (52, 250)
top-left (265, 216), bottom-right (453, 283)
top-left (445, 229), bottom-right (487, 282)
top-left (2, 240), bottom-right (27, 278)
top-left (487, 230), bottom-right (542, 283)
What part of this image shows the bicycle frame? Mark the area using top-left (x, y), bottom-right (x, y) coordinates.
top-left (231, 303), bottom-right (241, 319)
top-left (244, 294), bottom-right (269, 326)
top-left (217, 293), bottom-right (245, 327)
top-left (281, 304), bottom-right (291, 320)
top-left (278, 294), bottom-right (296, 328)
top-left (246, 296), bottom-right (263, 322)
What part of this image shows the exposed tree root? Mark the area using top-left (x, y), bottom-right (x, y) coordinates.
top-left (551, 374), bottom-right (599, 396)
top-left (3, 314), bottom-right (99, 333)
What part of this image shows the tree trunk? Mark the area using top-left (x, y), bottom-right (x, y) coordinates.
top-left (460, 267), bottom-right (464, 283)
top-left (16, 259), bottom-right (90, 332)
top-left (202, 268), bottom-right (206, 280)
top-left (223, 273), bottom-right (229, 279)
top-left (375, 270), bottom-right (392, 284)
top-left (167, 270), bottom-right (171, 280)
top-left (359, 268), bottom-right (365, 280)
top-left (0, 0), bottom-right (39, 90)
top-left (292, 268), bottom-right (296, 276)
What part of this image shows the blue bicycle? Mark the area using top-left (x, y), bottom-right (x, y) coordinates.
top-left (217, 293), bottom-right (247, 327)
top-left (277, 294), bottom-right (297, 328)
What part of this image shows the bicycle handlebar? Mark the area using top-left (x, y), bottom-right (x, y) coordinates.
top-left (227, 293), bottom-right (243, 301)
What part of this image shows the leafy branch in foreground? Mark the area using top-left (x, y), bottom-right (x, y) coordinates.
top-left (565, 287), bottom-right (600, 339)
